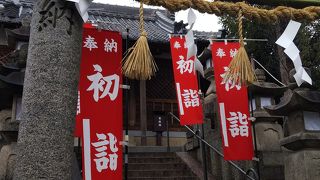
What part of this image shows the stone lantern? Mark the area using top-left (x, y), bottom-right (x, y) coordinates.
top-left (248, 69), bottom-right (287, 180)
top-left (265, 68), bottom-right (320, 180)
top-left (0, 20), bottom-right (29, 179)
top-left (0, 55), bottom-right (23, 180)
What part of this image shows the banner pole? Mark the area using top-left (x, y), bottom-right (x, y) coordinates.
top-left (124, 27), bottom-right (130, 180)
top-left (249, 92), bottom-right (260, 180)
top-left (201, 124), bottom-right (208, 180)
top-left (78, 137), bottom-right (82, 174)
top-left (197, 63), bottom-right (208, 180)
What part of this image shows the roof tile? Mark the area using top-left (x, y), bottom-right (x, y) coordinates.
top-left (0, 0), bottom-right (214, 42)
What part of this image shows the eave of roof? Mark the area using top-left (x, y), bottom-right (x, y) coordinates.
top-left (0, 0), bottom-right (215, 43)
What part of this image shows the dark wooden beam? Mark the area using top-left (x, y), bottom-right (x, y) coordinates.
top-left (140, 80), bottom-right (147, 145)
top-left (129, 80), bottom-right (136, 127)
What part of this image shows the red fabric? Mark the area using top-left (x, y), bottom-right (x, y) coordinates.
top-left (170, 36), bottom-right (203, 125)
top-left (76, 25), bottom-right (123, 179)
top-left (211, 42), bottom-right (254, 160)
top-left (83, 23), bottom-right (95, 29)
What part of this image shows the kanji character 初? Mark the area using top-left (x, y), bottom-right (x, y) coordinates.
top-left (216, 48), bottom-right (226, 58)
top-left (174, 41), bottom-right (181, 49)
top-left (230, 48), bottom-right (238, 58)
top-left (104, 38), bottom-right (118, 53)
top-left (181, 89), bottom-right (200, 108)
top-left (227, 112), bottom-right (249, 137)
top-left (83, 35), bottom-right (98, 51)
top-left (87, 64), bottom-right (120, 102)
top-left (176, 55), bottom-right (194, 74)
top-left (220, 67), bottom-right (241, 91)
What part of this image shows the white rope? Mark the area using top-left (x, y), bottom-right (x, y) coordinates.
top-left (252, 58), bottom-right (287, 87)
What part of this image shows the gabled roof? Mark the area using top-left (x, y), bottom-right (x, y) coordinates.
top-left (88, 3), bottom-right (174, 42)
top-left (0, 0), bottom-right (214, 42)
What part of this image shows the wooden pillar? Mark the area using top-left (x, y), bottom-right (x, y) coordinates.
top-left (129, 81), bottom-right (136, 126)
top-left (140, 80), bottom-right (147, 145)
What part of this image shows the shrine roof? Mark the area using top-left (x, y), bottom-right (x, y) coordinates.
top-left (0, 0), bottom-right (214, 43)
top-left (87, 3), bottom-right (174, 43)
top-left (0, 0), bottom-right (33, 23)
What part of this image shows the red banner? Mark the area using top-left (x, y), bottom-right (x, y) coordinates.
top-left (77, 24), bottom-right (123, 180)
top-left (211, 42), bottom-right (254, 160)
top-left (170, 36), bottom-right (203, 125)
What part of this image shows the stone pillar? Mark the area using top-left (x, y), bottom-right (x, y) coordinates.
top-left (13, 0), bottom-right (83, 179)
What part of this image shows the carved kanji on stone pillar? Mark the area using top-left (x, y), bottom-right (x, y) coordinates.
top-left (38, 0), bottom-right (74, 35)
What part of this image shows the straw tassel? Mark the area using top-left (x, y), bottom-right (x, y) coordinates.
top-left (122, 1), bottom-right (158, 80)
top-left (223, 9), bottom-right (256, 86)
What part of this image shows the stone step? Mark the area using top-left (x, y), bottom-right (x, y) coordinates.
top-left (128, 163), bottom-right (189, 170)
top-left (128, 152), bottom-right (176, 158)
top-left (128, 146), bottom-right (184, 153)
top-left (125, 151), bottom-right (199, 180)
top-left (128, 170), bottom-right (196, 177)
top-left (128, 157), bottom-right (181, 163)
top-left (127, 176), bottom-right (198, 180)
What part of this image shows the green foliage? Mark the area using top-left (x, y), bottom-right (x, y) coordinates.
top-left (219, 15), bottom-right (281, 84)
top-left (219, 15), bottom-right (320, 89)
top-left (296, 21), bottom-right (320, 89)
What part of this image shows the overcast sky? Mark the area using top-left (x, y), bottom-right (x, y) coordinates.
top-left (93, 0), bottom-right (221, 32)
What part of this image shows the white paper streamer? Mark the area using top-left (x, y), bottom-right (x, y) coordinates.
top-left (66, 0), bottom-right (92, 22)
top-left (276, 20), bottom-right (312, 86)
top-left (195, 59), bottom-right (204, 77)
top-left (276, 20), bottom-right (301, 49)
top-left (185, 8), bottom-right (204, 77)
top-left (187, 8), bottom-right (196, 27)
top-left (12, 0), bottom-right (20, 5)
top-left (187, 44), bottom-right (197, 61)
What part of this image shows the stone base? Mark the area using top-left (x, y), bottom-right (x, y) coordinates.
top-left (0, 143), bottom-right (16, 180)
top-left (284, 150), bottom-right (320, 180)
top-left (259, 151), bottom-right (285, 180)
top-left (255, 123), bottom-right (283, 151)
top-left (260, 166), bottom-right (284, 180)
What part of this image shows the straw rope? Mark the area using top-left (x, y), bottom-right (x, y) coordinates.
top-left (238, 10), bottom-right (244, 47)
top-left (122, 1), bottom-right (158, 80)
top-left (139, 2), bottom-right (145, 35)
top-left (224, 9), bottom-right (257, 85)
top-left (138, 0), bottom-right (320, 23)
